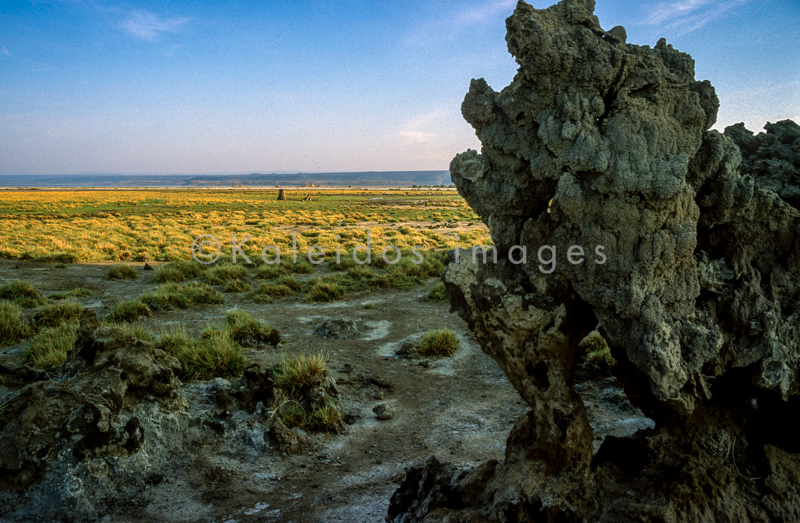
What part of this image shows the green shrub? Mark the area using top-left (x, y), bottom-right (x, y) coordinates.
top-left (253, 294), bottom-right (273, 304)
top-left (0, 280), bottom-right (47, 308)
top-left (114, 322), bottom-right (157, 343)
top-left (578, 331), bottom-right (616, 377)
top-left (418, 328), bottom-right (460, 357)
top-left (172, 328), bottom-right (247, 381)
top-left (224, 310), bottom-right (280, 346)
top-left (304, 279), bottom-right (344, 303)
top-left (107, 265), bottom-right (139, 280)
top-left (33, 299), bottom-right (83, 328)
top-left (107, 299), bottom-right (152, 323)
top-left (48, 287), bottom-right (92, 300)
top-left (141, 282), bottom-right (224, 310)
top-left (26, 322), bottom-right (78, 371)
top-left (153, 261), bottom-right (206, 283)
top-left (273, 352), bottom-right (328, 391)
top-left (345, 265), bottom-right (387, 288)
top-left (0, 301), bottom-right (31, 346)
top-left (328, 257), bottom-right (358, 272)
top-left (288, 260), bottom-right (315, 274)
top-left (276, 275), bottom-right (301, 291)
top-left (155, 324), bottom-right (193, 354)
top-left (223, 280), bottom-right (251, 293)
top-left (306, 403), bottom-right (342, 432)
top-left (205, 263), bottom-right (249, 285)
top-left (425, 282), bottom-right (448, 302)
top-left (280, 403), bottom-right (308, 428)
top-left (255, 283), bottom-right (295, 298)
top-left (21, 253), bottom-right (77, 264)
top-left (253, 263), bottom-right (290, 280)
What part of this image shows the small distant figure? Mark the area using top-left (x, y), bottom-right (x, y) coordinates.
top-left (277, 189), bottom-right (286, 201)
top-left (301, 195), bottom-right (311, 202)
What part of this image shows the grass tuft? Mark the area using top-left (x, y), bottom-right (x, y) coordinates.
top-left (141, 282), bottom-right (224, 310)
top-left (418, 328), bottom-right (460, 357)
top-left (107, 265), bottom-right (139, 280)
top-left (26, 322), bottom-right (78, 371)
top-left (107, 299), bottom-right (152, 323)
top-left (253, 263), bottom-right (290, 280)
top-left (153, 261), bottom-right (206, 283)
top-left (255, 283), bottom-right (295, 298)
top-left (48, 287), bottom-right (92, 300)
top-left (306, 403), bottom-right (342, 432)
top-left (224, 310), bottom-right (280, 346)
top-left (425, 282), bottom-right (448, 302)
top-left (223, 280), bottom-right (251, 293)
top-left (0, 301), bottom-right (31, 346)
top-left (34, 299), bottom-right (83, 328)
top-left (304, 279), bottom-right (344, 303)
top-left (205, 263), bottom-right (249, 285)
top-left (273, 352), bottom-right (328, 391)
top-left (172, 328), bottom-right (247, 381)
top-left (155, 324), bottom-right (193, 354)
top-left (578, 331), bottom-right (616, 377)
top-left (0, 279), bottom-right (47, 308)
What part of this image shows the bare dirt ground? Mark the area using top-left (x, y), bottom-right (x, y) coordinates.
top-left (0, 260), bottom-right (653, 522)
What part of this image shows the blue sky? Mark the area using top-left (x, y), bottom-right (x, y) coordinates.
top-left (1, 0), bottom-right (798, 175)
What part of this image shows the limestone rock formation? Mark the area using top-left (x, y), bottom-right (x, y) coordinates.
top-left (0, 309), bottom-right (183, 490)
top-left (388, 0), bottom-right (800, 520)
top-left (724, 120), bottom-right (800, 208)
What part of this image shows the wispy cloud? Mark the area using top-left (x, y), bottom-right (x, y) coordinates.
top-left (398, 110), bottom-right (450, 144)
top-left (403, 0), bottom-right (515, 48)
top-left (0, 46), bottom-right (12, 58)
top-left (120, 11), bottom-right (190, 41)
top-left (641, 0), bottom-right (750, 35)
top-left (454, 0), bottom-right (516, 27)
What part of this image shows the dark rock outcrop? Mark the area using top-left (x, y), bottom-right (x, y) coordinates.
top-left (0, 309), bottom-right (183, 490)
top-left (314, 319), bottom-right (359, 339)
top-left (725, 119), bottom-right (800, 208)
top-left (388, 0), bottom-right (800, 521)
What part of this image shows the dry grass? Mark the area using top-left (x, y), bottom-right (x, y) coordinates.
top-left (224, 310), bottom-right (279, 346)
top-left (158, 326), bottom-right (247, 381)
top-left (107, 299), bottom-right (152, 323)
top-left (153, 261), bottom-right (206, 283)
top-left (255, 283), bottom-right (296, 298)
top-left (141, 282), bottom-right (224, 310)
top-left (0, 189), bottom-right (488, 263)
top-left (425, 282), bottom-right (448, 302)
top-left (0, 301), bottom-right (31, 346)
top-left (48, 287), bottom-right (92, 300)
top-left (304, 279), bottom-right (344, 303)
top-left (205, 263), bottom-right (249, 285)
top-left (107, 264), bottom-right (139, 280)
top-left (418, 328), bottom-right (460, 357)
top-left (273, 352), bottom-right (328, 391)
top-left (33, 299), bottom-right (83, 328)
top-left (26, 322), bottom-right (78, 371)
top-left (0, 280), bottom-right (47, 308)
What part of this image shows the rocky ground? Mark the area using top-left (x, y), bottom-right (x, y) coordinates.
top-left (0, 260), bottom-right (652, 522)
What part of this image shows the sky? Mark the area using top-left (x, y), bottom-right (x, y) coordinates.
top-left (1, 0), bottom-right (798, 175)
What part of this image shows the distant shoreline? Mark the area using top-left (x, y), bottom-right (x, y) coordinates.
top-left (0, 171), bottom-right (453, 188)
top-left (0, 186), bottom-right (458, 191)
